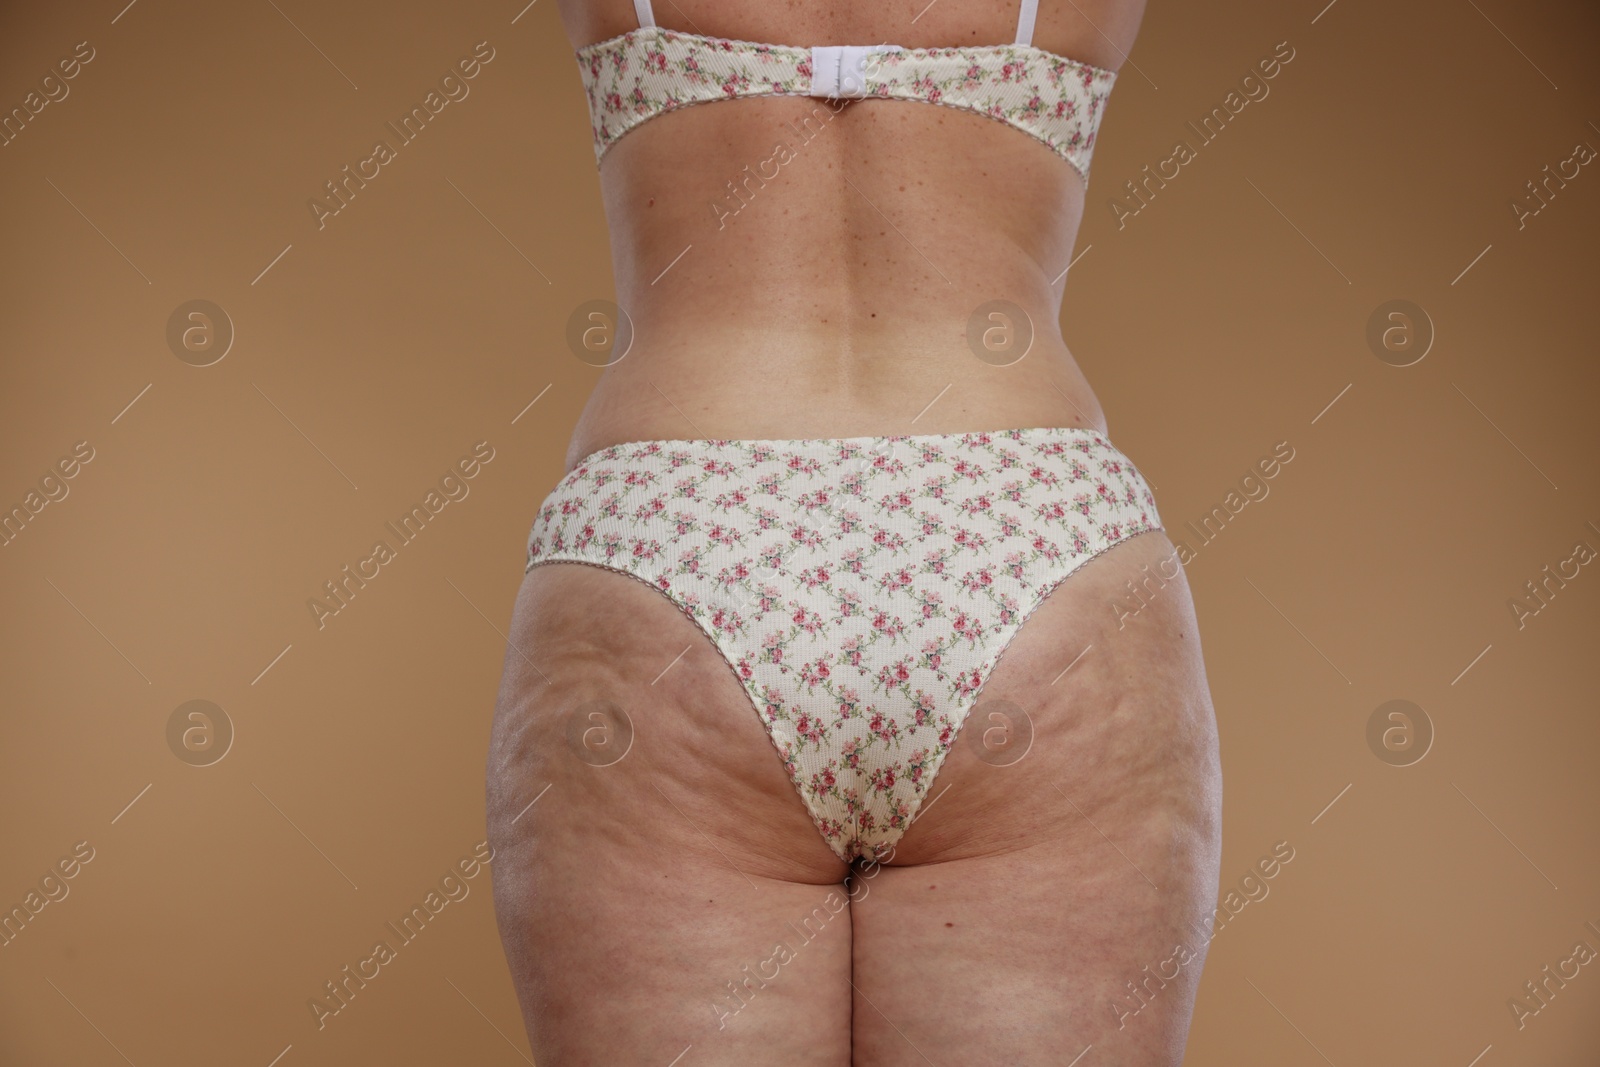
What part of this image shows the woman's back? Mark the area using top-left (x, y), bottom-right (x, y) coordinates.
top-left (554, 0), bottom-right (1149, 470)
top-left (494, 7), bottom-right (1223, 1063)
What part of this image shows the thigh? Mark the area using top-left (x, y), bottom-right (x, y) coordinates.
top-left (487, 563), bottom-right (854, 1066)
top-left (849, 530), bottom-right (1223, 1066)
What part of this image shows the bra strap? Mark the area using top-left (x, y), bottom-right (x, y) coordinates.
top-left (633, 0), bottom-right (655, 28)
top-left (1015, 0), bottom-right (1039, 45)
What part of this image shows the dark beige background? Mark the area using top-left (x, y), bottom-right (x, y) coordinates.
top-left (2, 0), bottom-right (1597, 1064)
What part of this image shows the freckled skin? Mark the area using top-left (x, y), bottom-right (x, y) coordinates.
top-left (548, 0), bottom-right (1153, 471)
top-left (490, 2), bottom-right (1220, 1066)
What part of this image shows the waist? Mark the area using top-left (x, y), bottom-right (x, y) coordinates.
top-left (560, 323), bottom-right (1109, 475)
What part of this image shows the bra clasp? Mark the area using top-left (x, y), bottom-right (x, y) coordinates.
top-left (809, 44), bottom-right (902, 99)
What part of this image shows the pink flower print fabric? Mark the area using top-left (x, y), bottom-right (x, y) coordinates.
top-left (575, 27), bottom-right (1116, 184)
top-left (525, 426), bottom-right (1161, 862)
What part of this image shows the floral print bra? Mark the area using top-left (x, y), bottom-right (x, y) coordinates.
top-left (576, 0), bottom-right (1118, 184)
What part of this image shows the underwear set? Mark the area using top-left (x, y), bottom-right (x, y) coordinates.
top-left (528, 2), bottom-right (1162, 863)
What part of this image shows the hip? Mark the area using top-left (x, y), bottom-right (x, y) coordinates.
top-left (529, 424), bottom-right (1163, 586)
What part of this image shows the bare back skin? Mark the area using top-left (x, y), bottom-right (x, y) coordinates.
top-left (487, 1), bottom-right (1224, 1064)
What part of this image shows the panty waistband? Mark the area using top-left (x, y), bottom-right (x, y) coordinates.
top-left (558, 424), bottom-right (1119, 483)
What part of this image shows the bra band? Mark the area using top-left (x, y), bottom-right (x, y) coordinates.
top-left (586, 0), bottom-right (1113, 182)
top-left (631, 0), bottom-right (1041, 44)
